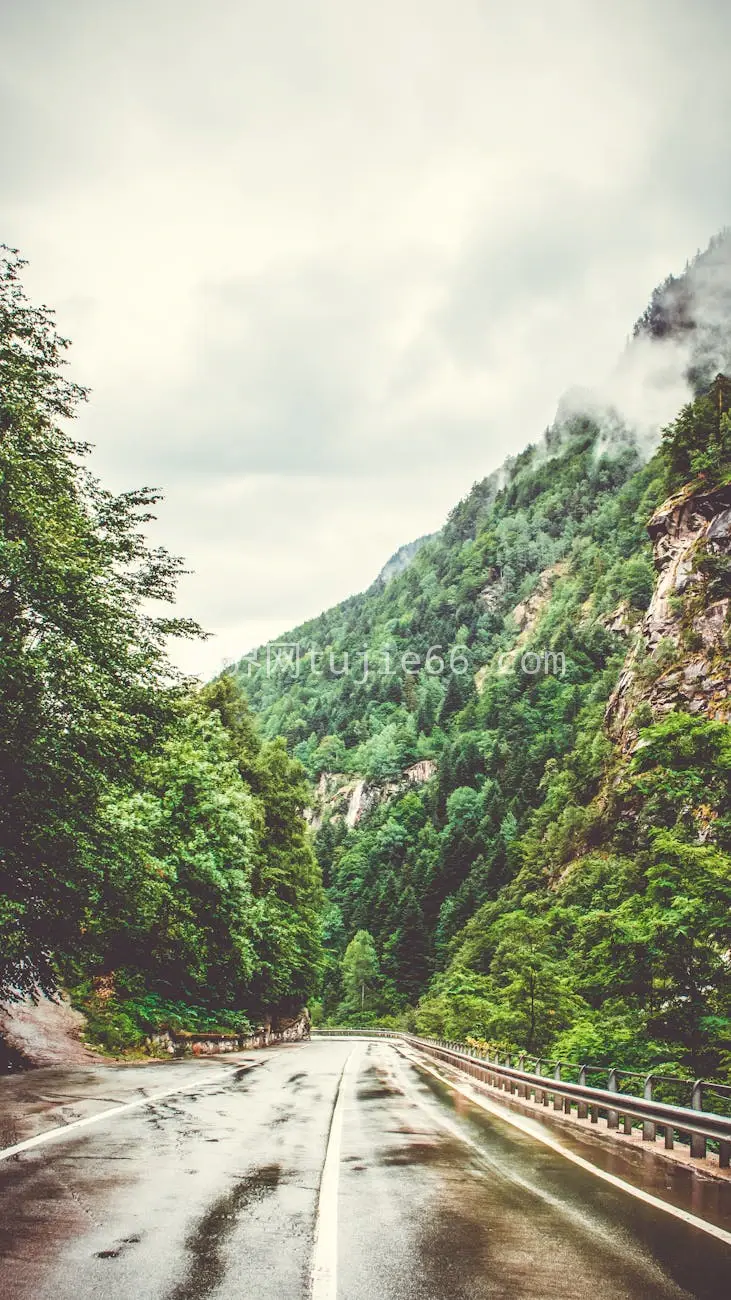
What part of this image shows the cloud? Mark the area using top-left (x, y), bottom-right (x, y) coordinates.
top-left (557, 229), bottom-right (731, 453)
top-left (3, 0), bottom-right (731, 675)
top-left (158, 469), bottom-right (470, 677)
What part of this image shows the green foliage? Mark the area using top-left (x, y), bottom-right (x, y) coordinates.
top-left (0, 246), bottom-right (195, 997)
top-left (73, 985), bottom-right (254, 1054)
top-left (340, 929), bottom-right (380, 1013)
top-left (0, 249), bottom-right (322, 1040)
top-left (659, 377), bottom-right (731, 493)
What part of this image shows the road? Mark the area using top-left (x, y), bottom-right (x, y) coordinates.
top-left (0, 1037), bottom-right (729, 1299)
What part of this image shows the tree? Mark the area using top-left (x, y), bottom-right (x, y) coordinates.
top-left (643, 834), bottom-right (731, 1075)
top-left (87, 699), bottom-right (261, 1007)
top-left (311, 733), bottom-right (347, 776)
top-left (382, 886), bottom-right (431, 1002)
top-left (0, 252), bottom-right (324, 1040)
top-left (341, 930), bottom-right (380, 1011)
top-left (0, 247), bottom-right (199, 998)
top-left (485, 912), bottom-right (579, 1051)
top-left (202, 673), bottom-right (324, 1013)
top-left (659, 376), bottom-right (731, 492)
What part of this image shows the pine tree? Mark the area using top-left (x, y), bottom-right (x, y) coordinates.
top-left (660, 375), bottom-right (731, 491)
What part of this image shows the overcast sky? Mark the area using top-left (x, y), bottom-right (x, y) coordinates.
top-left (4, 0), bottom-right (731, 676)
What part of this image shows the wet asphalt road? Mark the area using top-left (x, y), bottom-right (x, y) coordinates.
top-left (0, 1038), bottom-right (729, 1300)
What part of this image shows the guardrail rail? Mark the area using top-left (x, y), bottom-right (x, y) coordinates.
top-left (312, 1028), bottom-right (731, 1168)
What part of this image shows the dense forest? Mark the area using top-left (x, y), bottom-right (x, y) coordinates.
top-left (238, 235), bottom-right (731, 1078)
top-left (0, 248), bottom-right (323, 1052)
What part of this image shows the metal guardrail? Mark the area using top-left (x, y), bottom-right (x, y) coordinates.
top-left (313, 1029), bottom-right (731, 1167)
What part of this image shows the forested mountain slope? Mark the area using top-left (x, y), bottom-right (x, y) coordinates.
top-left (237, 235), bottom-right (731, 1075)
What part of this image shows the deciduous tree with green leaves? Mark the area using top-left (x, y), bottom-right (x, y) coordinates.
top-left (340, 929), bottom-right (380, 1013)
top-left (0, 248), bottom-right (323, 1041)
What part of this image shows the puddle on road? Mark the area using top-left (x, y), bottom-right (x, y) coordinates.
top-left (164, 1164), bottom-right (283, 1300)
top-left (357, 1064), bottom-right (404, 1102)
top-left (96, 1232), bottom-right (142, 1260)
top-left (380, 1139), bottom-right (452, 1168)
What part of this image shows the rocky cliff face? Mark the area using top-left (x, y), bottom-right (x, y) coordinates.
top-left (606, 481), bottom-right (731, 749)
top-left (147, 1010), bottom-right (311, 1058)
top-left (0, 992), bottom-right (100, 1069)
top-left (306, 760), bottom-right (437, 831)
top-left (474, 561), bottom-right (568, 695)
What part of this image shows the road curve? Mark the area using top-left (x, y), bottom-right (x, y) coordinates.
top-left (0, 1037), bottom-right (729, 1299)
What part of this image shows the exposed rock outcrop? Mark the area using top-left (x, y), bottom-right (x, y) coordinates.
top-left (0, 992), bottom-right (100, 1069)
top-left (510, 561), bottom-right (568, 634)
top-left (606, 481), bottom-right (731, 749)
top-left (599, 600), bottom-right (633, 636)
top-left (146, 1009), bottom-right (311, 1057)
top-left (306, 760), bottom-right (437, 831)
top-left (1, 993), bottom-right (312, 1069)
top-left (474, 561), bottom-right (568, 695)
top-left (478, 570), bottom-right (505, 613)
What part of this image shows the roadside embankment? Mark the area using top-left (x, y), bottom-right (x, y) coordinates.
top-left (1, 994), bottom-right (311, 1070)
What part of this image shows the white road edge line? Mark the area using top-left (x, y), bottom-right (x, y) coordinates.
top-left (0, 1064), bottom-right (243, 1163)
top-left (310, 1043), bottom-right (362, 1300)
top-left (399, 1046), bottom-right (731, 1247)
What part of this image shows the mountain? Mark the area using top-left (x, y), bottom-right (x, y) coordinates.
top-left (633, 229), bottom-right (731, 392)
top-left (233, 236), bottom-right (731, 1075)
top-left (375, 534), bottom-right (435, 586)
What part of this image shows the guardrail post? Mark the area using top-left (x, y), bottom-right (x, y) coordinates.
top-left (577, 1066), bottom-right (588, 1119)
top-left (533, 1059), bottom-right (546, 1105)
top-left (607, 1068), bottom-right (619, 1129)
top-left (719, 1140), bottom-right (731, 1169)
top-left (532, 1059), bottom-right (542, 1104)
top-left (690, 1081), bottom-right (707, 1159)
top-left (643, 1076), bottom-right (656, 1142)
top-left (553, 1062), bottom-right (563, 1112)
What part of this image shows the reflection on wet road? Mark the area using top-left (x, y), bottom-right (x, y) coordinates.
top-left (0, 1039), bottom-right (729, 1298)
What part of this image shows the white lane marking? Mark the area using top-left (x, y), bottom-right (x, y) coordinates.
top-left (310, 1043), bottom-right (362, 1300)
top-left (0, 1065), bottom-right (243, 1163)
top-left (398, 1046), bottom-right (731, 1248)
top-left (389, 1051), bottom-right (639, 1258)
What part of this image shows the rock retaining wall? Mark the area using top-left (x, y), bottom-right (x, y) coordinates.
top-left (146, 1010), bottom-right (311, 1057)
